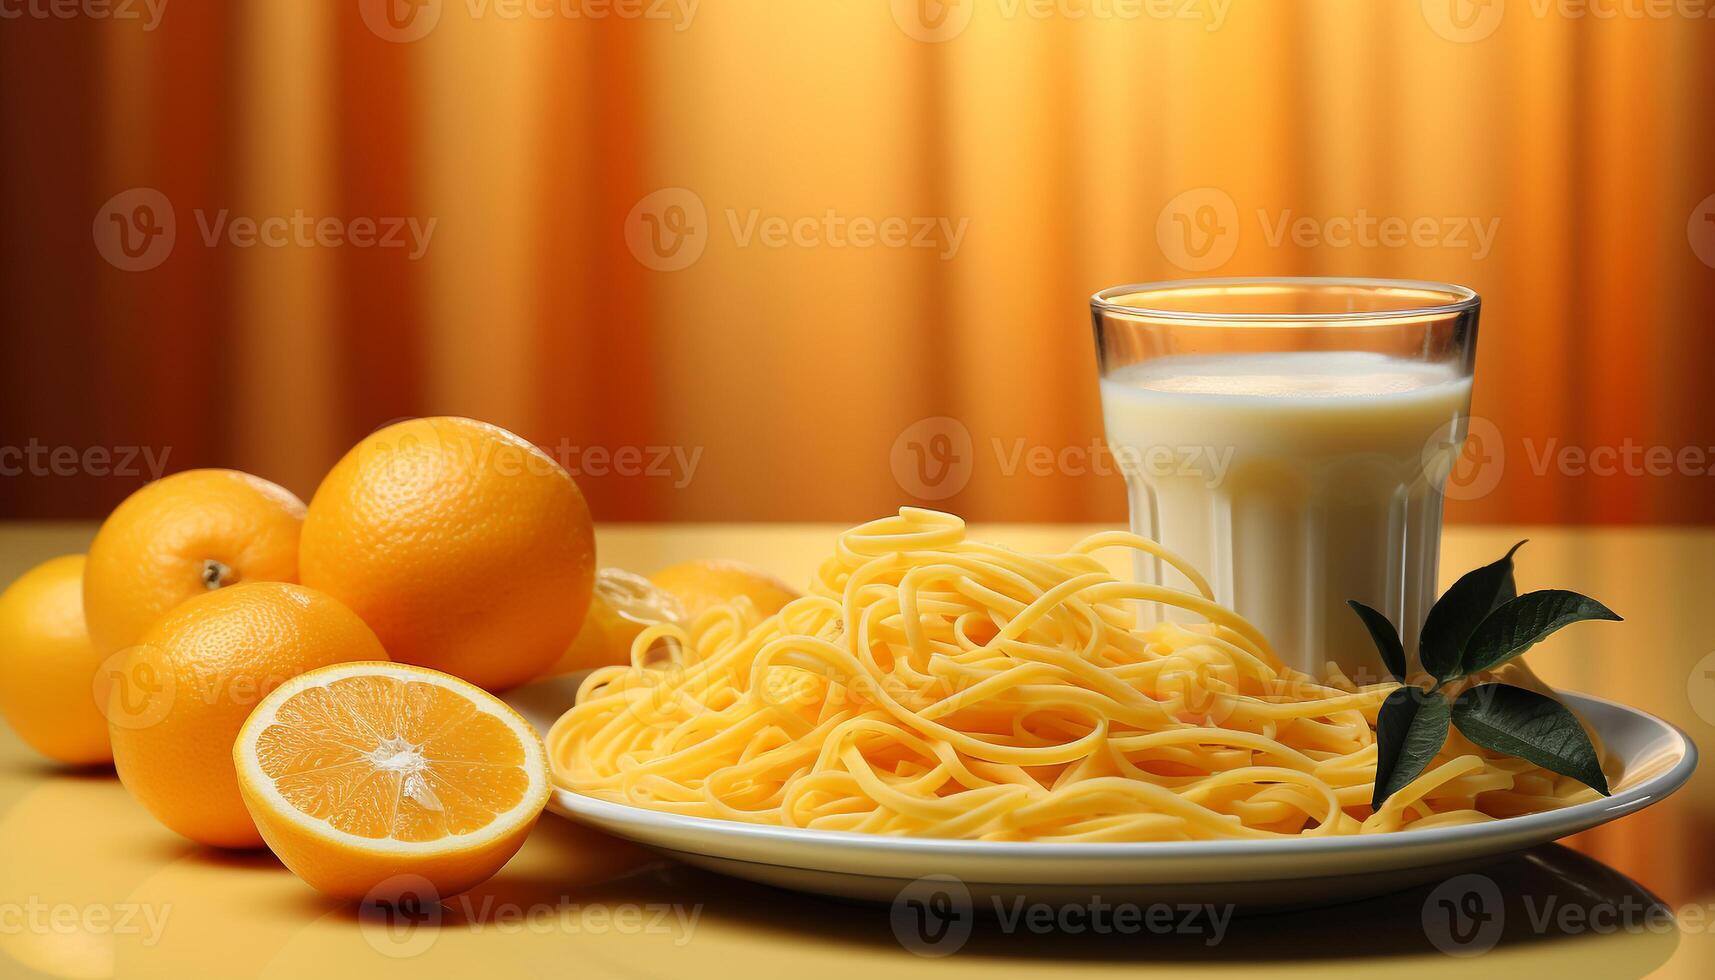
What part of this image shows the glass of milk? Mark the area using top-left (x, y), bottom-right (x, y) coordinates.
top-left (1091, 278), bottom-right (1479, 681)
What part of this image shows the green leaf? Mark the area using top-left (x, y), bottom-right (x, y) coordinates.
top-left (1460, 590), bottom-right (1622, 675)
top-left (1418, 540), bottom-right (1526, 683)
top-left (1372, 687), bottom-right (1452, 810)
top-left (1451, 683), bottom-right (1609, 795)
top-left (1347, 600), bottom-right (1407, 682)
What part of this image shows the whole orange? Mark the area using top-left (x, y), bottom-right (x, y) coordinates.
top-left (299, 417), bottom-right (596, 691)
top-left (84, 469), bottom-right (305, 657)
top-left (106, 581), bottom-right (388, 848)
top-left (0, 555), bottom-right (111, 765)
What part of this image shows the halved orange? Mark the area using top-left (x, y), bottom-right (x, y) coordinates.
top-left (234, 662), bottom-right (550, 901)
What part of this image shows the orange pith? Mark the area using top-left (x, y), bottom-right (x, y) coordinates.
top-left (253, 672), bottom-right (532, 842)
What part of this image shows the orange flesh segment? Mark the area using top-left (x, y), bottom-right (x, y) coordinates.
top-left (254, 675), bottom-right (530, 842)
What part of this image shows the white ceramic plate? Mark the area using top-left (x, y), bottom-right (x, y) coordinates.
top-left (505, 680), bottom-right (1697, 907)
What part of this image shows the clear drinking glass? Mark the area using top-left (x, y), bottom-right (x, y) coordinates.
top-left (1091, 277), bottom-right (1480, 680)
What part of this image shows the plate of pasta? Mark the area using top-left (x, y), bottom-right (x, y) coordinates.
top-left (510, 509), bottom-right (1696, 906)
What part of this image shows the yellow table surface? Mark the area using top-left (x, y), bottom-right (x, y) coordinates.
top-left (3, 522), bottom-right (1715, 979)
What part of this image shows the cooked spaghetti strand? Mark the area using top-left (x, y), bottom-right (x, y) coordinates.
top-left (547, 509), bottom-right (1597, 840)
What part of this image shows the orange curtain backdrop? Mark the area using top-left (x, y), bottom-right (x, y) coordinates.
top-left (2, 0), bottom-right (1713, 524)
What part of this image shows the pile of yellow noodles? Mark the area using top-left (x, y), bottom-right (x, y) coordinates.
top-left (546, 508), bottom-right (1596, 841)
